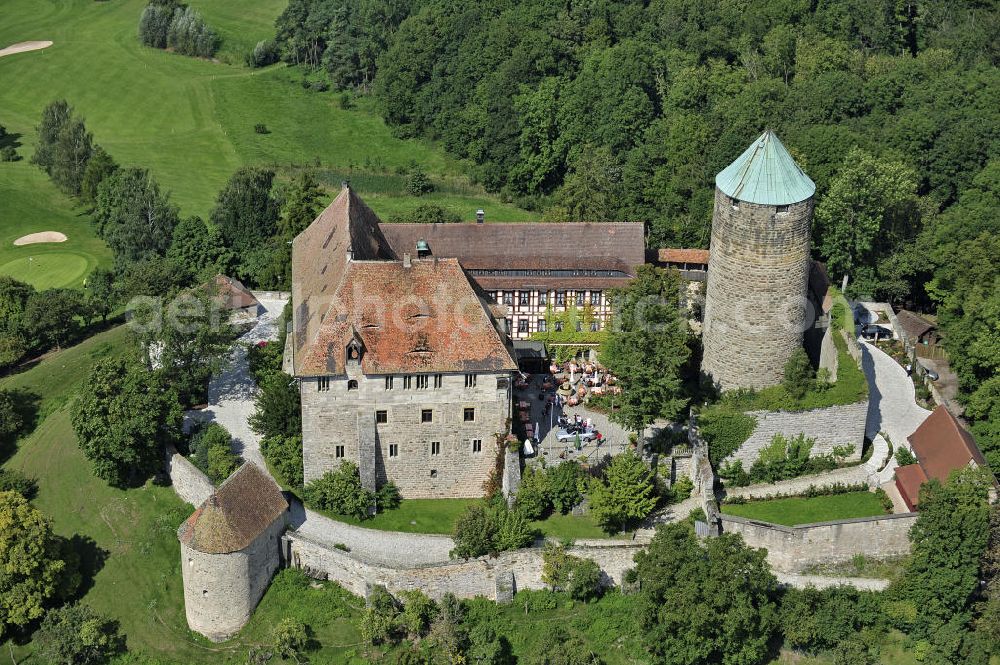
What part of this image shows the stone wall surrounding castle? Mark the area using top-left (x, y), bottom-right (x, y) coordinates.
top-left (719, 513), bottom-right (917, 573)
top-left (301, 371), bottom-right (511, 498)
top-left (166, 446), bottom-right (214, 507)
top-left (180, 516), bottom-right (286, 641)
top-left (724, 400), bottom-right (869, 468)
top-left (283, 530), bottom-right (642, 601)
top-left (702, 189), bottom-right (813, 390)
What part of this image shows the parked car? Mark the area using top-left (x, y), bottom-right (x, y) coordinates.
top-left (860, 324), bottom-right (892, 340)
top-left (557, 428), bottom-right (598, 443)
top-left (921, 366), bottom-right (939, 381)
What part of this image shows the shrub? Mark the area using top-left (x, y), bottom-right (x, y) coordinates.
top-left (260, 434), bottom-right (303, 488)
top-left (247, 340), bottom-right (282, 382)
top-left (190, 423), bottom-right (238, 483)
top-left (0, 146), bottom-right (18, 162)
top-left (273, 618), bottom-right (310, 660)
top-left (669, 475), bottom-right (694, 503)
top-left (514, 466), bottom-right (551, 519)
top-left (541, 543), bottom-right (603, 601)
top-left (303, 461), bottom-right (374, 520)
top-left (406, 167), bottom-right (434, 196)
top-left (719, 459), bottom-right (750, 486)
top-left (895, 446), bottom-right (917, 466)
top-left (699, 409), bottom-right (757, 465)
top-left (783, 348), bottom-right (815, 399)
top-left (397, 589), bottom-right (437, 638)
top-left (548, 460), bottom-right (583, 514)
top-left (377, 480), bottom-right (402, 511)
top-left (249, 371), bottom-right (301, 438)
top-left (0, 468), bottom-right (37, 500)
top-left (451, 498), bottom-right (535, 559)
top-left (35, 603), bottom-right (125, 665)
top-left (246, 39), bottom-right (279, 68)
top-left (254, 123), bottom-right (269, 134)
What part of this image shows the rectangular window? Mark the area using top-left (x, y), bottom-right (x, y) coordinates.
top-left (503, 291), bottom-right (513, 305)
top-left (519, 291), bottom-right (530, 306)
top-left (375, 410), bottom-right (387, 424)
top-left (465, 373), bottom-right (477, 388)
top-left (488, 291), bottom-right (497, 302)
top-left (403, 375), bottom-right (412, 390)
top-left (590, 320), bottom-right (600, 332)
top-left (335, 445), bottom-right (345, 459)
top-left (538, 291), bottom-right (548, 306)
top-left (591, 291), bottom-right (602, 306)
top-left (389, 444), bottom-right (398, 458)
top-left (555, 321), bottom-right (563, 332)
top-left (576, 291), bottom-right (585, 306)
top-left (472, 439), bottom-right (482, 453)
top-left (431, 441), bottom-right (441, 455)
top-left (538, 318), bottom-right (547, 332)
top-left (464, 407), bottom-right (475, 422)
top-left (421, 409), bottom-right (433, 423)
top-left (416, 375), bottom-right (428, 390)
top-left (433, 374), bottom-right (443, 389)
top-left (575, 320), bottom-right (583, 332)
top-left (385, 375), bottom-right (394, 390)
top-left (775, 204), bottom-right (789, 213)
top-left (318, 376), bottom-right (330, 391)
top-left (518, 319), bottom-right (529, 333)
top-left (555, 291), bottom-right (566, 306)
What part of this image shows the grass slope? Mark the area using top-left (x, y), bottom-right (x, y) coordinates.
top-left (721, 492), bottom-right (887, 526)
top-left (0, 0), bottom-right (532, 223)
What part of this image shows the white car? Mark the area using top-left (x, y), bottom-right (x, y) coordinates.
top-left (556, 428), bottom-right (598, 443)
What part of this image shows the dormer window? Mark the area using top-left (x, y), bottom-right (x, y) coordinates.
top-left (346, 338), bottom-right (363, 366)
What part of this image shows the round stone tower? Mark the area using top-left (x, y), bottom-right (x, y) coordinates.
top-left (701, 130), bottom-right (815, 391)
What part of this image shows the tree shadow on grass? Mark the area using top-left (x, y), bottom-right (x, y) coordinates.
top-left (0, 388), bottom-right (41, 465)
top-left (0, 131), bottom-right (22, 150)
top-left (63, 533), bottom-right (110, 600)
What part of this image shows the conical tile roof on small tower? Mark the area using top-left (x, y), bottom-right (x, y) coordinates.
top-left (715, 130), bottom-right (815, 206)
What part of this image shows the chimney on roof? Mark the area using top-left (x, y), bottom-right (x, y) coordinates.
top-left (403, 253), bottom-right (411, 268)
top-left (476, 209), bottom-right (485, 224)
top-left (416, 239), bottom-right (430, 257)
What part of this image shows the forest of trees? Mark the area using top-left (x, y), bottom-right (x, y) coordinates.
top-left (272, 0), bottom-right (999, 479)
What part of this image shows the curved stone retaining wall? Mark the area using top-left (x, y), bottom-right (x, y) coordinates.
top-left (719, 513), bottom-right (917, 573)
top-left (282, 530), bottom-right (643, 601)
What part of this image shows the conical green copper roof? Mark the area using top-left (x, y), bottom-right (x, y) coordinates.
top-left (715, 130), bottom-right (815, 205)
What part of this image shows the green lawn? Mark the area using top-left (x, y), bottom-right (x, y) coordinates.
top-left (531, 511), bottom-right (614, 540)
top-left (721, 492), bottom-right (888, 526)
top-left (0, 163), bottom-right (112, 288)
top-left (0, 0), bottom-right (533, 224)
top-left (321, 498), bottom-right (479, 535)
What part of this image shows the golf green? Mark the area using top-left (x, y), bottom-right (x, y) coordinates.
top-left (0, 252), bottom-right (91, 289)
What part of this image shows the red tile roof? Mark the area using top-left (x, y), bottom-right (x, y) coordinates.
top-left (907, 406), bottom-right (987, 484)
top-left (657, 248), bottom-right (710, 264)
top-left (291, 187), bottom-right (395, 375)
top-left (178, 463), bottom-right (286, 554)
top-left (894, 463), bottom-right (928, 510)
top-left (295, 257), bottom-right (516, 376)
top-left (210, 274), bottom-right (259, 310)
top-left (379, 222), bottom-right (646, 273)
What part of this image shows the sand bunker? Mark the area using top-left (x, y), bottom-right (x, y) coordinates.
top-left (13, 231), bottom-right (67, 246)
top-left (0, 41), bottom-right (53, 58)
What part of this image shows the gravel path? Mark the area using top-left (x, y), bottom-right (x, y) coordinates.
top-left (860, 340), bottom-right (931, 451)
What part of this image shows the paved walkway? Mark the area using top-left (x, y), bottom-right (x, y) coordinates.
top-left (776, 573), bottom-right (890, 591)
top-left (860, 340), bottom-right (931, 450)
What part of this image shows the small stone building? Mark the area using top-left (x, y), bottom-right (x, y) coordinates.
top-left (290, 186), bottom-right (518, 498)
top-left (702, 130), bottom-right (816, 391)
top-left (209, 274), bottom-right (261, 322)
top-left (178, 463), bottom-right (288, 641)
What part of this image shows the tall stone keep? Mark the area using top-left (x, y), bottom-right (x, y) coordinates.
top-left (701, 130), bottom-right (816, 391)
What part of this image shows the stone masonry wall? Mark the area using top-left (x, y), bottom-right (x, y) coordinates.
top-left (166, 446), bottom-right (214, 507)
top-left (181, 515), bottom-right (286, 641)
top-left (724, 400), bottom-right (869, 468)
top-left (301, 371), bottom-right (511, 498)
top-left (720, 513), bottom-right (917, 573)
top-left (702, 188), bottom-right (813, 391)
top-left (283, 530), bottom-right (642, 601)
top-left (501, 448), bottom-right (521, 505)
top-left (724, 465), bottom-right (870, 500)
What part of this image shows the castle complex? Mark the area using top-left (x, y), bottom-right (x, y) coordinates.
top-left (701, 130), bottom-right (816, 390)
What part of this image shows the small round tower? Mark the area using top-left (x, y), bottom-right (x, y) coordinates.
top-left (701, 130), bottom-right (815, 391)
